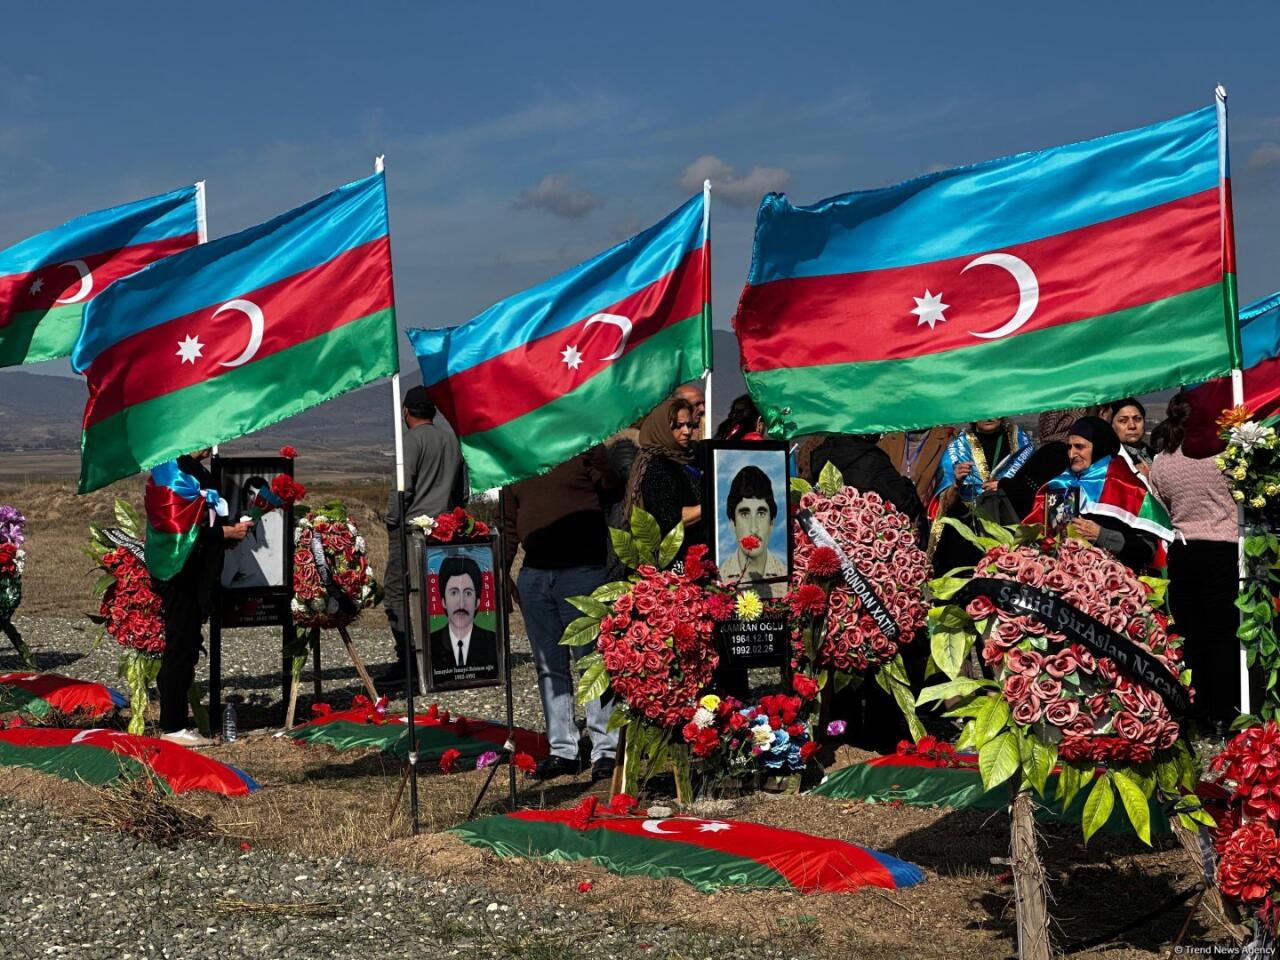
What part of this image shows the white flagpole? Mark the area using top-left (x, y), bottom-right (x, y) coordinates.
top-left (198, 181), bottom-right (219, 458)
top-left (700, 179), bottom-right (713, 435)
top-left (378, 155), bottom-right (407, 496)
top-left (1218, 84), bottom-right (1251, 718)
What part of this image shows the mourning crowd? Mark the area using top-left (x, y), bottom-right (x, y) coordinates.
top-left (376, 382), bottom-right (1240, 781)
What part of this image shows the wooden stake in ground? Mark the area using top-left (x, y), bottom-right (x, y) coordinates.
top-left (1010, 788), bottom-right (1051, 960)
top-left (283, 625), bottom-right (380, 730)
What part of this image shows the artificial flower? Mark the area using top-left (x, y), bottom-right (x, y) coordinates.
top-left (735, 590), bottom-right (764, 621)
top-left (279, 445), bottom-right (298, 459)
top-left (512, 752), bottom-right (537, 774)
top-left (439, 748), bottom-right (462, 774)
top-left (739, 535), bottom-right (762, 551)
top-left (475, 751), bottom-right (499, 769)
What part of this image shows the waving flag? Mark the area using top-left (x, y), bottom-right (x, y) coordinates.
top-left (408, 191), bottom-right (710, 490)
top-left (1185, 291), bottom-right (1280, 457)
top-left (73, 173), bottom-right (397, 493)
top-left (144, 460), bottom-right (226, 580)
top-left (0, 186), bottom-right (200, 367)
top-left (734, 105), bottom-right (1237, 437)
top-left (455, 810), bottom-right (923, 893)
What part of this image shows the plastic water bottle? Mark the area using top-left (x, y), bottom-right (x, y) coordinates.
top-left (222, 703), bottom-right (238, 743)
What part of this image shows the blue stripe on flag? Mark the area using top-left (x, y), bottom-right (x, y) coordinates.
top-left (864, 848), bottom-right (926, 889)
top-left (747, 105), bottom-right (1217, 284)
top-left (408, 191), bottom-right (704, 386)
top-left (0, 185), bottom-right (199, 277)
top-left (1241, 290), bottom-right (1280, 369)
top-left (72, 172), bottom-right (387, 372)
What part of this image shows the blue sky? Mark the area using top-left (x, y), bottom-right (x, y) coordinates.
top-left (5, 1), bottom-right (1280, 379)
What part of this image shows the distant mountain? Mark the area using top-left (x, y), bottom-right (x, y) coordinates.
top-left (0, 368), bottom-right (424, 465)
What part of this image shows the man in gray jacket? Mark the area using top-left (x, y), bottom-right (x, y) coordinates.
top-left (382, 386), bottom-right (466, 682)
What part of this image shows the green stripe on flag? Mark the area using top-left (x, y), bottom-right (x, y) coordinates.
top-left (0, 685), bottom-right (50, 719)
top-left (453, 815), bottom-right (795, 893)
top-left (291, 719), bottom-right (504, 761)
top-left (746, 284), bottom-right (1230, 437)
top-left (0, 742), bottom-right (152, 787)
top-left (0, 304), bottom-right (84, 367)
top-left (80, 307), bottom-right (397, 493)
top-left (145, 526), bottom-right (201, 582)
top-left (461, 310), bottom-right (708, 490)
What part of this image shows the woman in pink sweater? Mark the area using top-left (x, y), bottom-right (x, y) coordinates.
top-left (1148, 393), bottom-right (1241, 736)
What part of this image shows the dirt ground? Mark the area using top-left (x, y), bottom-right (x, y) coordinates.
top-left (0, 476), bottom-right (1246, 959)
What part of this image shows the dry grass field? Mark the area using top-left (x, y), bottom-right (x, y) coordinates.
top-left (0, 475), bottom-right (1245, 959)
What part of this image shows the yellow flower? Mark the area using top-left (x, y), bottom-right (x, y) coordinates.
top-left (1234, 464), bottom-right (1248, 481)
top-left (1214, 457), bottom-right (1227, 470)
top-left (1251, 496), bottom-right (1267, 509)
top-left (735, 590), bottom-right (763, 621)
top-left (1266, 484), bottom-right (1280, 497)
top-left (699, 695), bottom-right (721, 711)
top-left (1233, 489), bottom-right (1246, 502)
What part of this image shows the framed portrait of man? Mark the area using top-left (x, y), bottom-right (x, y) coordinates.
top-left (212, 455), bottom-right (293, 628)
top-left (413, 536), bottom-right (502, 692)
top-left (708, 441), bottom-right (791, 599)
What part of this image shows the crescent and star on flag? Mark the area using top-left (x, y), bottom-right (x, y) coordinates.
top-left (26, 259), bottom-right (94, 304)
top-left (560, 312), bottom-right (633, 370)
top-left (641, 818), bottom-right (731, 835)
top-left (175, 298), bottom-right (265, 368)
top-left (910, 251), bottom-right (1040, 339)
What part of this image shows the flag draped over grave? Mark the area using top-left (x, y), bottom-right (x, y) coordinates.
top-left (73, 173), bottom-right (397, 493)
top-left (408, 192), bottom-right (710, 490)
top-left (0, 186), bottom-right (200, 367)
top-left (0, 673), bottom-right (125, 720)
top-left (734, 105), bottom-right (1237, 437)
top-left (454, 810), bottom-right (924, 893)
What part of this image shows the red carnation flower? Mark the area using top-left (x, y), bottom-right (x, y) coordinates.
top-left (512, 752), bottom-right (537, 774)
top-left (807, 546), bottom-right (841, 577)
top-left (279, 445), bottom-right (298, 459)
top-left (739, 535), bottom-right (761, 551)
top-left (792, 673), bottom-right (819, 701)
top-left (439, 748), bottom-right (461, 774)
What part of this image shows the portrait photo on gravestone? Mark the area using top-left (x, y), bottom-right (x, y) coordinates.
top-left (419, 539), bottom-right (502, 691)
top-left (710, 442), bottom-right (791, 599)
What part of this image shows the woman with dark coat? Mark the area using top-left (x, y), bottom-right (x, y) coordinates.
top-left (621, 397), bottom-right (705, 558)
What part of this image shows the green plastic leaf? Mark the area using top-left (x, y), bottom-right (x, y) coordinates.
top-left (575, 650), bottom-right (603, 671)
top-left (575, 660), bottom-right (610, 706)
top-left (629, 507), bottom-right (662, 564)
top-left (977, 732), bottom-right (1020, 791)
top-left (92, 572), bottom-right (116, 599)
top-left (590, 581), bottom-right (632, 602)
top-left (1112, 770), bottom-right (1152, 845)
top-left (830, 670), bottom-right (857, 693)
top-left (560, 616), bottom-right (601, 647)
top-left (113, 499), bottom-right (143, 539)
top-left (1082, 772), bottom-right (1116, 843)
top-left (974, 515), bottom-right (1016, 546)
top-left (955, 719), bottom-right (978, 752)
top-left (973, 696), bottom-right (1010, 749)
top-left (930, 626), bottom-right (969, 680)
top-left (936, 517), bottom-right (1001, 552)
top-left (927, 576), bottom-right (970, 602)
top-left (1055, 762), bottom-right (1080, 804)
top-left (607, 707), bottom-right (630, 732)
top-left (1024, 738), bottom-right (1057, 796)
top-left (567, 595), bottom-right (610, 619)
top-left (875, 665), bottom-right (926, 742)
top-left (609, 527), bottom-right (641, 570)
top-left (656, 523), bottom-right (685, 570)
top-left (789, 476), bottom-right (813, 496)
top-left (916, 677), bottom-right (997, 705)
top-left (816, 461), bottom-right (844, 496)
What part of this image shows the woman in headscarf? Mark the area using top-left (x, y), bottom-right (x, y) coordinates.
top-left (621, 397), bottom-right (705, 558)
top-left (929, 418), bottom-right (1033, 572)
top-left (1024, 416), bottom-right (1173, 571)
top-left (994, 407), bottom-right (1089, 517)
top-left (1110, 397), bottom-right (1153, 476)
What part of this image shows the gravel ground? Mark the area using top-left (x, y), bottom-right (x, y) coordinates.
top-left (1, 612), bottom-right (545, 735)
top-left (0, 794), bottom-right (814, 960)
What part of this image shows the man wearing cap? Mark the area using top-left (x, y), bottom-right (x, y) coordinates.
top-left (382, 387), bottom-right (467, 682)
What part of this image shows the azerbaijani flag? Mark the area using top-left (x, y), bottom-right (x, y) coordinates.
top-left (72, 173), bottom-right (397, 493)
top-left (408, 191), bottom-right (710, 490)
top-left (0, 186), bottom-right (201, 367)
top-left (455, 810), bottom-right (923, 893)
top-left (734, 105), bottom-right (1237, 437)
top-left (1184, 291), bottom-right (1280, 457)
top-left (1024, 453), bottom-right (1175, 548)
top-left (144, 460), bottom-right (221, 581)
top-left (0, 672), bottom-right (125, 720)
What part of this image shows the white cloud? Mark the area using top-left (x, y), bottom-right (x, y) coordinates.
top-left (512, 172), bottom-right (605, 219)
top-left (1249, 143), bottom-right (1280, 171)
top-left (679, 155), bottom-right (791, 208)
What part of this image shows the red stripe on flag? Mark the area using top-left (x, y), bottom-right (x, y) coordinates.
top-left (1223, 177), bottom-right (1236, 275)
top-left (83, 236), bottom-right (392, 428)
top-left (0, 234), bottom-right (197, 329)
top-left (736, 188), bottom-right (1219, 373)
top-left (509, 811), bottom-right (897, 892)
top-left (428, 245), bottom-right (707, 436)
top-left (144, 477), bottom-right (205, 534)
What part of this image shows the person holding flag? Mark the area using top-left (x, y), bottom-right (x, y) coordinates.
top-left (144, 452), bottom-right (250, 745)
top-left (1024, 416), bottom-right (1173, 572)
